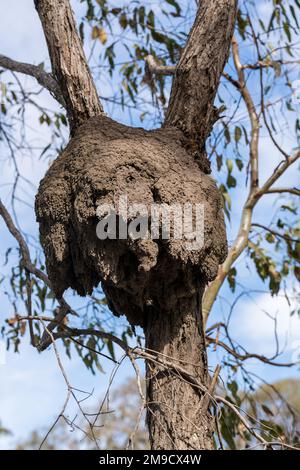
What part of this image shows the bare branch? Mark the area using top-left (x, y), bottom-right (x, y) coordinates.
top-left (247, 15), bottom-right (290, 161)
top-left (39, 320), bottom-right (100, 450)
top-left (216, 395), bottom-right (300, 450)
top-left (45, 326), bottom-right (209, 394)
top-left (0, 198), bottom-right (49, 286)
top-left (200, 364), bottom-right (221, 416)
top-left (0, 54), bottom-right (65, 106)
top-left (0, 197), bottom-right (74, 346)
top-left (20, 314), bottom-right (300, 450)
top-left (242, 59), bottom-right (300, 70)
top-left (258, 150), bottom-right (300, 195)
top-left (215, 395), bottom-right (271, 449)
top-left (202, 33), bottom-right (300, 324)
top-left (222, 71), bottom-right (241, 90)
top-left (252, 223), bottom-right (300, 244)
top-left (145, 55), bottom-right (242, 92)
top-left (206, 336), bottom-right (299, 367)
top-left (266, 187), bottom-right (300, 196)
top-left (145, 55), bottom-right (175, 76)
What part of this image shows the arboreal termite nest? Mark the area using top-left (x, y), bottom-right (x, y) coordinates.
top-left (35, 116), bottom-right (227, 327)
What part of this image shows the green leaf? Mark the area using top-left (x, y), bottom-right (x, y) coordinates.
top-left (234, 126), bottom-right (242, 143)
top-left (237, 9), bottom-right (248, 39)
top-left (107, 339), bottom-right (116, 361)
top-left (261, 404), bottom-right (274, 417)
top-left (224, 126), bottom-right (231, 144)
top-left (147, 10), bottom-right (155, 29)
top-left (290, 5), bottom-right (299, 28)
top-left (165, 0), bottom-right (181, 17)
top-left (227, 174), bottom-right (237, 188)
top-left (226, 158), bottom-right (234, 173)
top-left (216, 154), bottom-right (223, 171)
top-left (227, 267), bottom-right (237, 292)
top-left (119, 12), bottom-right (128, 29)
top-left (235, 158), bottom-right (243, 171)
top-left (283, 21), bottom-right (292, 42)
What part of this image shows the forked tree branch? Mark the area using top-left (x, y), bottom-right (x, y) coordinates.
top-left (0, 54), bottom-right (65, 106)
top-left (258, 150), bottom-right (300, 194)
top-left (206, 336), bottom-right (299, 367)
top-left (34, 0), bottom-right (103, 131)
top-left (201, 24), bottom-right (300, 323)
top-left (145, 23), bottom-right (300, 326)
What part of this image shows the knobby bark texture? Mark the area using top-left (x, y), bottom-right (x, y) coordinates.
top-left (32, 0), bottom-right (237, 449)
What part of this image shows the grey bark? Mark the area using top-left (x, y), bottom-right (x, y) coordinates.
top-left (145, 291), bottom-right (214, 450)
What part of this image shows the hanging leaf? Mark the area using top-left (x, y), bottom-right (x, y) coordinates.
top-left (91, 26), bottom-right (107, 44)
top-left (234, 126), bottom-right (242, 143)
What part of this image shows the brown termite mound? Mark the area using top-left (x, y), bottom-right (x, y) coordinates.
top-left (35, 115), bottom-right (227, 327)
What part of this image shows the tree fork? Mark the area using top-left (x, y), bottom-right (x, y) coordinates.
top-left (33, 0), bottom-right (237, 451)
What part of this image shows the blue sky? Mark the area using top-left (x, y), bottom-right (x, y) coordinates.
top-left (0, 0), bottom-right (299, 449)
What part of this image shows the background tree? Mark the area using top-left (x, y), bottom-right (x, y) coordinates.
top-left (0, 0), bottom-right (299, 450)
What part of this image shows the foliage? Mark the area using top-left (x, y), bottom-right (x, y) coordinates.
top-left (0, 0), bottom-right (299, 450)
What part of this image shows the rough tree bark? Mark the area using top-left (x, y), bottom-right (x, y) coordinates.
top-left (165, 0), bottom-right (238, 174)
top-left (145, 289), bottom-right (215, 449)
top-left (34, 0), bottom-right (103, 132)
top-left (33, 0), bottom-right (236, 450)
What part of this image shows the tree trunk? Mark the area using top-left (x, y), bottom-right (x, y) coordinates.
top-left (144, 290), bottom-right (214, 450)
top-left (32, 0), bottom-right (236, 452)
